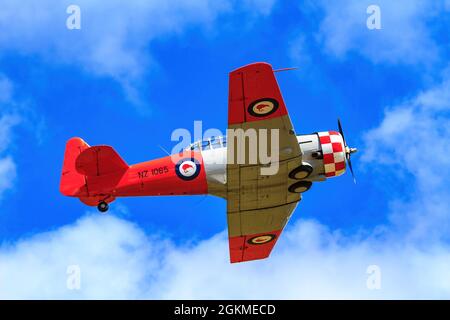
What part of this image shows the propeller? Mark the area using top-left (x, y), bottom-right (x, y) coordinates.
top-left (337, 118), bottom-right (358, 184)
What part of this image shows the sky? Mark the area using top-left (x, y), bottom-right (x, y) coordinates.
top-left (0, 0), bottom-right (449, 299)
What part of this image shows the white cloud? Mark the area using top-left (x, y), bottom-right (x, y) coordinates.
top-left (0, 76), bottom-right (13, 103)
top-left (0, 114), bottom-right (20, 154)
top-left (0, 156), bottom-right (16, 199)
top-left (288, 35), bottom-right (312, 69)
top-left (0, 75), bottom-right (21, 199)
top-left (0, 74), bottom-right (40, 200)
top-left (0, 1), bottom-right (222, 77)
top-left (153, 219), bottom-right (450, 299)
top-left (1, 214), bottom-right (450, 299)
top-left (363, 73), bottom-right (450, 243)
top-left (0, 0), bottom-right (275, 108)
top-left (310, 0), bottom-right (446, 65)
top-left (0, 214), bottom-right (155, 299)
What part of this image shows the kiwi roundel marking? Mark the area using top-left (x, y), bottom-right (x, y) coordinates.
top-left (247, 234), bottom-right (276, 245)
top-left (248, 98), bottom-right (279, 117)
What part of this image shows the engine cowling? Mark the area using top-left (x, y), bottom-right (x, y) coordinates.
top-left (317, 131), bottom-right (346, 178)
top-left (297, 131), bottom-right (347, 180)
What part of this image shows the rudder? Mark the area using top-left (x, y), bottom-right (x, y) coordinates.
top-left (60, 137), bottom-right (90, 196)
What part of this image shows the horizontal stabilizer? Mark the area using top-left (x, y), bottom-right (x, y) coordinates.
top-left (75, 145), bottom-right (128, 176)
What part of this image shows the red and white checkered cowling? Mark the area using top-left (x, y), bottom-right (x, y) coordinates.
top-left (318, 131), bottom-right (346, 178)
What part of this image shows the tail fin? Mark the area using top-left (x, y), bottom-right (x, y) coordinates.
top-left (60, 138), bottom-right (129, 197)
top-left (60, 137), bottom-right (90, 196)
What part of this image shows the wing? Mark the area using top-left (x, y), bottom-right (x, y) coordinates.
top-left (226, 62), bottom-right (302, 263)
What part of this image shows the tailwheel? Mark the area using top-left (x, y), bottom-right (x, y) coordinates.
top-left (289, 164), bottom-right (313, 180)
top-left (289, 181), bottom-right (312, 193)
top-left (97, 201), bottom-right (109, 213)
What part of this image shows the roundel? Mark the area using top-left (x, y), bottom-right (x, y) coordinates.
top-left (175, 158), bottom-right (201, 181)
top-left (248, 98), bottom-right (279, 117)
top-left (247, 234), bottom-right (276, 245)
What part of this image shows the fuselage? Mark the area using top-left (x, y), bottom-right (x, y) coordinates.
top-left (106, 131), bottom-right (347, 199)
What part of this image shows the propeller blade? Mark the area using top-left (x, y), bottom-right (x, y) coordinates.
top-left (347, 158), bottom-right (356, 184)
top-left (338, 118), bottom-right (356, 184)
top-left (337, 118), bottom-right (346, 145)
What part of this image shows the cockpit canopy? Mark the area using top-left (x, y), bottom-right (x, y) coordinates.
top-left (185, 136), bottom-right (227, 151)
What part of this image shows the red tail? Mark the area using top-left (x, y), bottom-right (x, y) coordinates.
top-left (60, 137), bottom-right (129, 206)
top-left (60, 137), bottom-right (90, 197)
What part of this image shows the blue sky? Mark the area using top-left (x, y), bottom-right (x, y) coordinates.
top-left (0, 0), bottom-right (450, 299)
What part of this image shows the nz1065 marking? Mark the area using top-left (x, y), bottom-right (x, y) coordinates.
top-left (137, 166), bottom-right (168, 179)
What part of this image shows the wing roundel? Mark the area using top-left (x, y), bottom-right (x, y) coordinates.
top-left (228, 62), bottom-right (289, 125)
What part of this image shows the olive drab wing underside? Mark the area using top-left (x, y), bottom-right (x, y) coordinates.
top-left (226, 62), bottom-right (302, 263)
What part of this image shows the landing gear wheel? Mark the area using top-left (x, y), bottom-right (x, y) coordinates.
top-left (288, 181), bottom-right (312, 193)
top-left (97, 201), bottom-right (109, 213)
top-left (289, 164), bottom-right (313, 180)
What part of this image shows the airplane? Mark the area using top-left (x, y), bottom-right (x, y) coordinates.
top-left (60, 62), bottom-right (357, 263)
